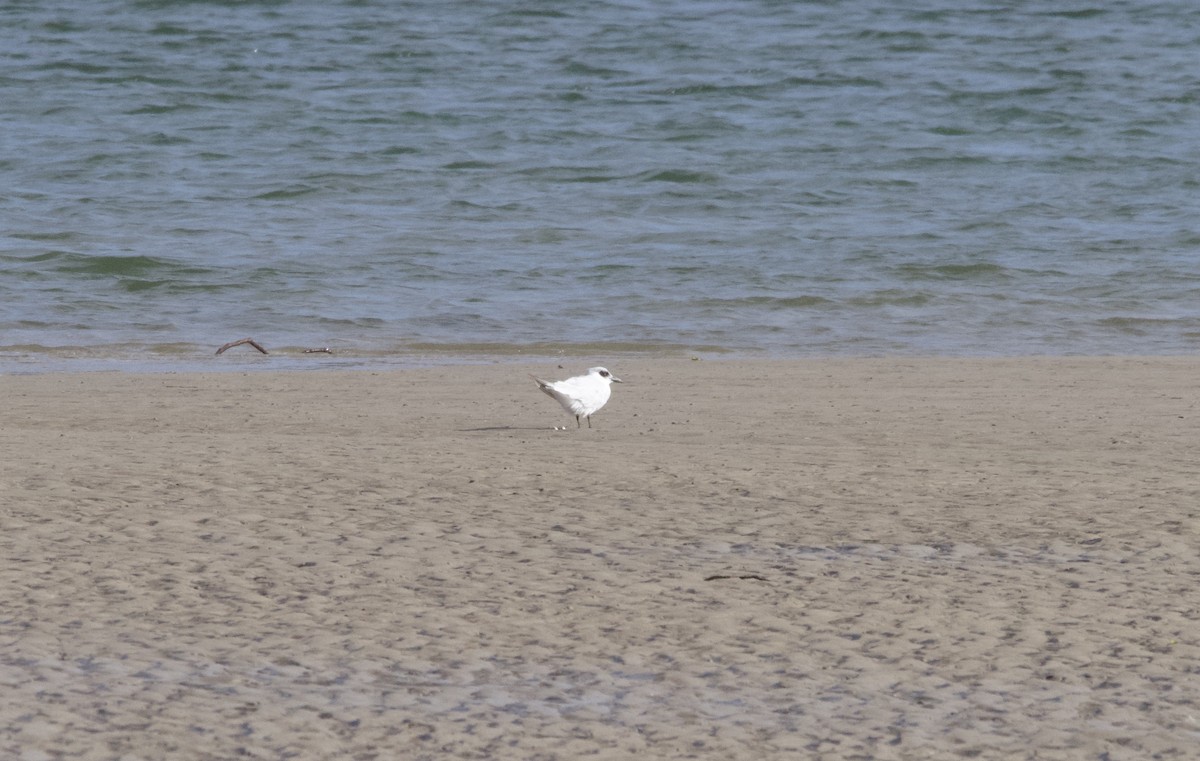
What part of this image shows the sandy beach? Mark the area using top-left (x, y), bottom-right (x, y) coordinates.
top-left (3, 357), bottom-right (1198, 760)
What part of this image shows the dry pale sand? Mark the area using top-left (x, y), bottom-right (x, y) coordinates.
top-left (2, 357), bottom-right (1199, 760)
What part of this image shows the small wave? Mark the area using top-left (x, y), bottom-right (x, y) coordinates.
top-left (894, 262), bottom-right (1012, 282)
top-left (117, 279), bottom-right (232, 294)
top-left (847, 290), bottom-right (934, 308)
top-left (315, 317), bottom-right (387, 328)
top-left (1097, 316), bottom-right (1194, 335)
top-left (782, 75), bottom-right (884, 89)
top-left (38, 61), bottom-right (109, 75)
top-left (147, 23), bottom-right (190, 36)
top-left (121, 279), bottom-right (164, 293)
top-left (694, 295), bottom-right (833, 309)
top-left (490, 7), bottom-right (569, 20)
top-left (518, 166), bottom-right (621, 183)
top-left (11, 229), bottom-right (75, 243)
top-left (46, 253), bottom-right (219, 283)
top-left (146, 132), bottom-right (192, 146)
top-left (252, 185), bottom-right (321, 200)
top-left (442, 160), bottom-right (497, 170)
top-left (581, 263), bottom-right (638, 276)
top-left (928, 125), bottom-right (973, 136)
top-left (854, 29), bottom-right (931, 52)
top-left (560, 60), bottom-right (629, 78)
top-left (127, 103), bottom-right (201, 116)
top-left (396, 341), bottom-right (731, 358)
top-left (638, 169), bottom-right (720, 184)
top-left (1040, 8), bottom-right (1107, 19)
top-left (54, 254), bottom-right (173, 277)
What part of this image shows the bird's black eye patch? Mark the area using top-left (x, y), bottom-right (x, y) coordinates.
top-left (599, 370), bottom-right (609, 377)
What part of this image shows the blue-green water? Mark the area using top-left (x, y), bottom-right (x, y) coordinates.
top-left (4, 1), bottom-right (1199, 370)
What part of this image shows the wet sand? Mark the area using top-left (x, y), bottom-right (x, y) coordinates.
top-left (3, 357), bottom-right (1199, 759)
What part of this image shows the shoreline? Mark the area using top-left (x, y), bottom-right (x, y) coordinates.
top-left (4, 356), bottom-right (1198, 759)
top-left (4, 345), bottom-right (1199, 376)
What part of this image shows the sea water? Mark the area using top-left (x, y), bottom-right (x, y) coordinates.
top-left (3, 1), bottom-right (1199, 370)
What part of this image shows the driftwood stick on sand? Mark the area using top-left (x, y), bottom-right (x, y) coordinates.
top-left (215, 338), bottom-right (269, 356)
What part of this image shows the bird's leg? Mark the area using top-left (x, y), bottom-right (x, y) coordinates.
top-left (586, 416), bottom-right (592, 428)
top-left (575, 415), bottom-right (581, 428)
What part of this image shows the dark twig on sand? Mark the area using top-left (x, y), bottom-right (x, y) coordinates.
top-left (215, 338), bottom-right (269, 356)
top-left (704, 574), bottom-right (769, 582)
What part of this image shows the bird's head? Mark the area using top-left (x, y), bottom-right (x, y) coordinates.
top-left (589, 367), bottom-right (623, 384)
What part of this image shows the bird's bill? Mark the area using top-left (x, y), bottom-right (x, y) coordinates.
top-left (611, 376), bottom-right (623, 383)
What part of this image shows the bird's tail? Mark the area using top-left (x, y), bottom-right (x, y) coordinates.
top-left (529, 374), bottom-right (552, 391)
